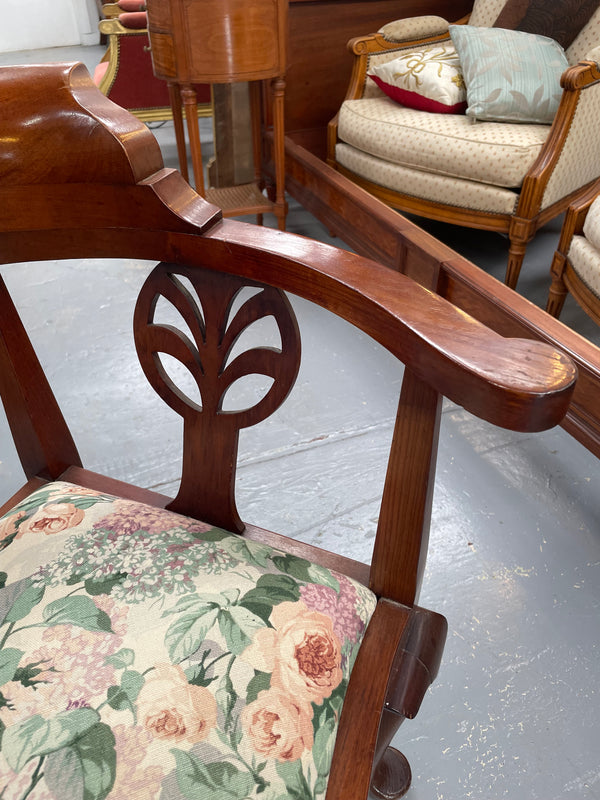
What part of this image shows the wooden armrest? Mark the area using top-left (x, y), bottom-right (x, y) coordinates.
top-left (384, 606), bottom-right (447, 719)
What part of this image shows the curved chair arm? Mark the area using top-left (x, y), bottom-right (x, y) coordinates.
top-left (519, 59), bottom-right (600, 217)
top-left (377, 15), bottom-right (450, 43)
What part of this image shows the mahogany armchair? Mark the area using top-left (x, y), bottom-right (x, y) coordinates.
top-left (0, 63), bottom-right (577, 800)
top-left (327, 0), bottom-right (600, 290)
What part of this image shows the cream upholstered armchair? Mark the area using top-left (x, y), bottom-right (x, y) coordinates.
top-left (546, 185), bottom-right (600, 324)
top-left (327, 0), bottom-right (600, 290)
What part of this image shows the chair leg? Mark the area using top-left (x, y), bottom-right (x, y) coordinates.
top-left (546, 252), bottom-right (569, 318)
top-left (370, 709), bottom-right (412, 800)
top-left (505, 239), bottom-right (527, 290)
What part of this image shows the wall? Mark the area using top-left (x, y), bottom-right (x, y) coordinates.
top-left (0, 0), bottom-right (99, 52)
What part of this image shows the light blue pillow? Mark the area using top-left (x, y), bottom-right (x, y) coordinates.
top-left (449, 25), bottom-right (569, 124)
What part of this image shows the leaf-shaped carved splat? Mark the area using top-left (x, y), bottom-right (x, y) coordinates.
top-left (133, 263), bottom-right (301, 532)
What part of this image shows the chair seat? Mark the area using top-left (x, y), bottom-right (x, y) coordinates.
top-left (337, 97), bottom-right (551, 189)
top-left (568, 235), bottom-right (600, 297)
top-left (0, 481), bottom-right (377, 799)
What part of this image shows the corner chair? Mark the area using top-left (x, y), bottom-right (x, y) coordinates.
top-left (0, 62), bottom-right (577, 800)
top-left (327, 0), bottom-right (600, 290)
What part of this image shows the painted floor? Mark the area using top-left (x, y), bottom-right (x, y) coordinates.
top-left (0, 44), bottom-right (599, 800)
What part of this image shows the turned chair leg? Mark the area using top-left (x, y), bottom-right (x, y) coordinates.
top-left (370, 709), bottom-right (412, 800)
top-left (505, 240), bottom-right (527, 290)
top-left (546, 252), bottom-right (569, 318)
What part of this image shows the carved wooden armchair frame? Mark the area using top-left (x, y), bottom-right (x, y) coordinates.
top-left (327, 1), bottom-right (600, 290)
top-left (0, 63), bottom-right (576, 800)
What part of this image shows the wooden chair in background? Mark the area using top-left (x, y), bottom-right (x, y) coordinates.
top-left (0, 63), bottom-right (577, 800)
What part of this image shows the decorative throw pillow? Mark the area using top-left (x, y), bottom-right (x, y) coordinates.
top-left (368, 45), bottom-right (467, 114)
top-left (449, 25), bottom-right (569, 123)
top-left (493, 0), bottom-right (599, 50)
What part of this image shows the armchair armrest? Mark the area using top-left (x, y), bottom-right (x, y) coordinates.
top-left (523, 58), bottom-right (600, 213)
top-left (378, 15), bottom-right (449, 43)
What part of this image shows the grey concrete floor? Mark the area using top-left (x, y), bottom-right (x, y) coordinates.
top-left (0, 44), bottom-right (599, 800)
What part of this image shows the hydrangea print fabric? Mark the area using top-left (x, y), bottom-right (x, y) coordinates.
top-left (0, 482), bottom-right (377, 800)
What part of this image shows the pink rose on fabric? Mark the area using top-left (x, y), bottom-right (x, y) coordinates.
top-left (136, 663), bottom-right (217, 744)
top-left (17, 503), bottom-right (84, 538)
top-left (241, 687), bottom-right (313, 761)
top-left (0, 511), bottom-right (25, 542)
top-left (242, 601), bottom-right (343, 705)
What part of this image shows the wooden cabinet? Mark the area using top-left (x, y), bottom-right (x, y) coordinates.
top-left (146, 0), bottom-right (288, 229)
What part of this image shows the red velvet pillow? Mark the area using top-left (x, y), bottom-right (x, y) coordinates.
top-left (118, 11), bottom-right (148, 29)
top-left (117, 0), bottom-right (146, 10)
top-left (369, 75), bottom-right (467, 114)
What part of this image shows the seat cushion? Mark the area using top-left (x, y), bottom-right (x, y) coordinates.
top-left (0, 482), bottom-right (377, 799)
top-left (569, 235), bottom-right (600, 297)
top-left (337, 96), bottom-right (550, 188)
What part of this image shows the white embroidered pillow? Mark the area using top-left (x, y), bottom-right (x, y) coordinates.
top-left (368, 44), bottom-right (467, 114)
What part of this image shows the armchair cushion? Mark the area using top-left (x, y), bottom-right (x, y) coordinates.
top-left (0, 481), bottom-right (377, 800)
top-left (337, 97), bottom-right (550, 187)
top-left (449, 25), bottom-right (569, 123)
top-left (583, 194), bottom-right (600, 250)
top-left (568, 235), bottom-right (600, 296)
top-left (493, 0), bottom-right (599, 50)
top-left (368, 44), bottom-right (467, 114)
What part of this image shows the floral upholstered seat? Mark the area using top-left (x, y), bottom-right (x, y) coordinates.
top-left (0, 482), bottom-right (376, 799)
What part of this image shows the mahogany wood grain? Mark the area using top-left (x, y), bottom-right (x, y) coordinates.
top-left (283, 132), bottom-right (600, 460)
top-left (0, 62), bottom-right (578, 799)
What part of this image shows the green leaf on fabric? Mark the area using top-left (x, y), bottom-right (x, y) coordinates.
top-left (84, 572), bottom-right (128, 596)
top-left (0, 648), bottom-right (24, 686)
top-left (42, 596), bottom-right (113, 633)
top-left (165, 607), bottom-right (220, 664)
top-left (172, 751), bottom-right (253, 800)
top-left (215, 671), bottom-right (238, 732)
top-left (245, 670), bottom-right (271, 704)
top-left (226, 539), bottom-right (272, 569)
top-left (105, 648), bottom-right (135, 669)
top-left (240, 574), bottom-right (300, 622)
top-left (162, 594), bottom-right (222, 616)
top-left (2, 579), bottom-right (45, 625)
top-left (192, 528), bottom-right (231, 543)
top-left (3, 707), bottom-right (100, 772)
top-left (44, 721), bottom-right (116, 800)
top-left (219, 606), bottom-right (264, 655)
top-left (271, 554), bottom-right (314, 583)
top-left (306, 564), bottom-right (340, 593)
top-left (13, 660), bottom-right (54, 689)
top-left (313, 716), bottom-right (337, 777)
top-left (106, 670), bottom-right (144, 714)
top-left (275, 759), bottom-right (311, 800)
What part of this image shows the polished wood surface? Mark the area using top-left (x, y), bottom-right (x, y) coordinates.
top-left (145, 0), bottom-right (287, 226)
top-left (0, 63), bottom-right (577, 798)
top-left (284, 135), bottom-right (600, 459)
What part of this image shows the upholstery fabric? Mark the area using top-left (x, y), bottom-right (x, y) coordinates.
top-left (468, 0), bottom-right (509, 27)
top-left (566, 6), bottom-right (600, 63)
top-left (378, 15), bottom-right (450, 42)
top-left (335, 143), bottom-right (520, 214)
top-left (568, 234), bottom-right (600, 295)
top-left (493, 0), bottom-right (600, 50)
top-left (540, 82), bottom-right (600, 209)
top-left (337, 97), bottom-right (550, 187)
top-left (0, 482), bottom-right (377, 800)
top-left (368, 45), bottom-right (467, 114)
top-left (583, 195), bottom-right (600, 249)
top-left (449, 26), bottom-right (569, 123)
